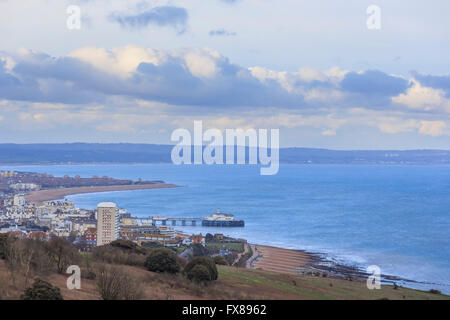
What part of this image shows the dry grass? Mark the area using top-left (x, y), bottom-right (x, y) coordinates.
top-left (1, 259), bottom-right (448, 300)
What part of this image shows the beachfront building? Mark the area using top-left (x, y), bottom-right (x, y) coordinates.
top-left (96, 202), bottom-right (119, 246)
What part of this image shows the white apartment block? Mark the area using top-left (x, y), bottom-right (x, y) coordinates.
top-left (96, 202), bottom-right (119, 246)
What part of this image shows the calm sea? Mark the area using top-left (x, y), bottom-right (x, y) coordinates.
top-left (2, 164), bottom-right (449, 293)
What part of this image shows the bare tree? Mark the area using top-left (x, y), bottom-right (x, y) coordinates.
top-left (96, 264), bottom-right (143, 300)
top-left (47, 237), bottom-right (80, 274)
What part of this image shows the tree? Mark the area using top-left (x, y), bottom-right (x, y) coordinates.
top-left (205, 233), bottom-right (214, 243)
top-left (184, 257), bottom-right (218, 281)
top-left (144, 248), bottom-right (180, 274)
top-left (110, 239), bottom-right (147, 255)
top-left (21, 278), bottom-right (63, 300)
top-left (187, 264), bottom-right (211, 283)
top-left (67, 231), bottom-right (77, 243)
top-left (192, 243), bottom-right (207, 257)
top-left (47, 237), bottom-right (80, 273)
top-left (0, 233), bottom-right (8, 259)
top-left (213, 256), bottom-right (228, 266)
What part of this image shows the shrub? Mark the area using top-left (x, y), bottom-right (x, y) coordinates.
top-left (187, 265), bottom-right (211, 283)
top-left (192, 243), bottom-right (207, 257)
top-left (224, 252), bottom-right (237, 265)
top-left (213, 256), bottom-right (228, 266)
top-left (144, 248), bottom-right (180, 274)
top-left (110, 240), bottom-right (147, 255)
top-left (184, 257), bottom-right (218, 281)
top-left (141, 241), bottom-right (164, 249)
top-left (177, 256), bottom-right (188, 269)
top-left (92, 244), bottom-right (145, 266)
top-left (85, 271), bottom-right (97, 280)
top-left (21, 278), bottom-right (63, 300)
top-left (429, 289), bottom-right (441, 294)
top-left (96, 264), bottom-right (143, 300)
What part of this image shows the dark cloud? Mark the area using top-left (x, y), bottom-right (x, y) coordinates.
top-left (109, 6), bottom-right (188, 33)
top-left (338, 70), bottom-right (411, 109)
top-left (341, 70), bottom-right (410, 97)
top-left (0, 51), bottom-right (426, 113)
top-left (0, 54), bottom-right (118, 104)
top-left (0, 51), bottom-right (302, 108)
top-left (131, 57), bottom-right (302, 108)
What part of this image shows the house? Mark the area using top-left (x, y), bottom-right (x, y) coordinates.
top-left (191, 234), bottom-right (206, 246)
top-left (214, 233), bottom-right (224, 241)
top-left (28, 231), bottom-right (48, 241)
top-left (84, 228), bottom-right (97, 242)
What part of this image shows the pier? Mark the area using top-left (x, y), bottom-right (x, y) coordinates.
top-left (137, 217), bottom-right (203, 226)
top-left (135, 214), bottom-right (245, 227)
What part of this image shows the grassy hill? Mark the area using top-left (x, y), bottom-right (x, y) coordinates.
top-left (1, 259), bottom-right (448, 300)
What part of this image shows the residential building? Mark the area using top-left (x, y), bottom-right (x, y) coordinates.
top-left (96, 202), bottom-right (119, 246)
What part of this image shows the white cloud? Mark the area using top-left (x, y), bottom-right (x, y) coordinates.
top-left (419, 120), bottom-right (447, 137)
top-left (392, 80), bottom-right (450, 113)
top-left (68, 46), bottom-right (166, 78)
top-left (182, 49), bottom-right (219, 78)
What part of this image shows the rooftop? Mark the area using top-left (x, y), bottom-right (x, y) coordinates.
top-left (97, 202), bottom-right (117, 208)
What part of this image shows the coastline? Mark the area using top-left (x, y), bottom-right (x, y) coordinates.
top-left (25, 183), bottom-right (179, 205)
top-left (247, 244), bottom-right (312, 275)
top-left (246, 244), bottom-right (429, 291)
top-left (19, 176), bottom-right (445, 293)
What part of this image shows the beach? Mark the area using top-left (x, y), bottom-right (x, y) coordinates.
top-left (247, 244), bottom-right (312, 275)
top-left (25, 183), bottom-right (179, 205)
top-left (246, 244), bottom-right (379, 282)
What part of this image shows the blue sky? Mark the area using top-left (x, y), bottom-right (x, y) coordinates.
top-left (0, 0), bottom-right (449, 149)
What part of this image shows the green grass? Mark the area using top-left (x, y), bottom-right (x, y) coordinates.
top-left (218, 266), bottom-right (335, 299)
top-left (206, 242), bottom-right (244, 252)
top-left (217, 266), bottom-right (450, 300)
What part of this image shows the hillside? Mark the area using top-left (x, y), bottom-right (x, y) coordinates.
top-left (1, 259), bottom-right (448, 300)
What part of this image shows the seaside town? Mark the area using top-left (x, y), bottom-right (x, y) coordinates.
top-left (0, 169), bottom-right (447, 301)
top-left (0, 170), bottom-right (249, 266)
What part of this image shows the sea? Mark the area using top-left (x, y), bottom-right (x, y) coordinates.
top-left (1, 163), bottom-right (449, 294)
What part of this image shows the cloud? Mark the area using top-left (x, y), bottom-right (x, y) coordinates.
top-left (392, 80), bottom-right (450, 113)
top-left (340, 70), bottom-right (410, 97)
top-left (68, 46), bottom-right (166, 78)
top-left (1, 45), bottom-right (448, 124)
top-left (412, 73), bottom-right (450, 97)
top-left (209, 29), bottom-right (237, 36)
top-left (378, 119), bottom-right (447, 137)
top-left (109, 5), bottom-right (188, 33)
top-left (0, 48), bottom-right (302, 108)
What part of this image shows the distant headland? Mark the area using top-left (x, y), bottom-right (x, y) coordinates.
top-left (0, 143), bottom-right (450, 165)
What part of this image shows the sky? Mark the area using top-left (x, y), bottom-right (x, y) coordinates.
top-left (0, 0), bottom-right (450, 149)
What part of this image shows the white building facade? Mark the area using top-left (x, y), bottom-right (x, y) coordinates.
top-left (96, 202), bottom-right (119, 246)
